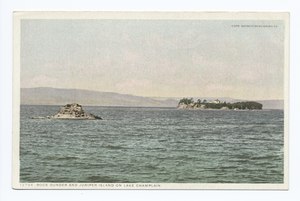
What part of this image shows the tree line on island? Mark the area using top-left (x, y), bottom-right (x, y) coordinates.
top-left (178, 98), bottom-right (263, 110)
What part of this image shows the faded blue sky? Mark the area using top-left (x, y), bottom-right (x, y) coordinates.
top-left (21, 19), bottom-right (284, 100)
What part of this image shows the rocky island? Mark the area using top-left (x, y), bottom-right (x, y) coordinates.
top-left (52, 103), bottom-right (102, 119)
top-left (177, 98), bottom-right (263, 110)
top-left (32, 103), bottom-right (102, 120)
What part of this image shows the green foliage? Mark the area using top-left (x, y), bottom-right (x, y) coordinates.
top-left (231, 101), bottom-right (263, 110)
top-left (178, 98), bottom-right (263, 110)
top-left (179, 98), bottom-right (194, 105)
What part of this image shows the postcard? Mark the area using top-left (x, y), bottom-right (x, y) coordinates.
top-left (13, 11), bottom-right (289, 189)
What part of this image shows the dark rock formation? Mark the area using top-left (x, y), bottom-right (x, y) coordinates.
top-left (51, 103), bottom-right (102, 120)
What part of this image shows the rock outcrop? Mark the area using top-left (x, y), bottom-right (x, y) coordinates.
top-left (177, 103), bottom-right (206, 110)
top-left (50, 103), bottom-right (102, 120)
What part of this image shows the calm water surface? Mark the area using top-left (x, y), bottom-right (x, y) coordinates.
top-left (20, 105), bottom-right (284, 183)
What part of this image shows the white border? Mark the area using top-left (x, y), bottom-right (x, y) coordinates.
top-left (12, 11), bottom-right (289, 190)
top-left (1, 1), bottom-right (300, 201)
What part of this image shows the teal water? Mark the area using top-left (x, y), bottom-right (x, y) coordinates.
top-left (20, 105), bottom-right (284, 183)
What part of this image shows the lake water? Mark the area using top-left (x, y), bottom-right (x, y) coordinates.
top-left (20, 105), bottom-right (284, 183)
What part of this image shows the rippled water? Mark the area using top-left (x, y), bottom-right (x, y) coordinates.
top-left (20, 105), bottom-right (284, 183)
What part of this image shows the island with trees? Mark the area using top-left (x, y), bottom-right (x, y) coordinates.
top-left (177, 98), bottom-right (263, 110)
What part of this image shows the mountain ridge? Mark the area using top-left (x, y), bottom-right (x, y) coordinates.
top-left (21, 87), bottom-right (284, 109)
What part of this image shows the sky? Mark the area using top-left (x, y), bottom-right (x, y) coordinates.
top-left (21, 19), bottom-right (285, 100)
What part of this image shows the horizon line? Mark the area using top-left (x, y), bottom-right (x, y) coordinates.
top-left (21, 86), bottom-right (284, 101)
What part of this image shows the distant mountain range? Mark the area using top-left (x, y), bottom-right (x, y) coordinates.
top-left (21, 87), bottom-right (284, 109)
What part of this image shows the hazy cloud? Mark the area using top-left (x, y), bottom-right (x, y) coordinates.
top-left (21, 19), bottom-right (285, 100)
